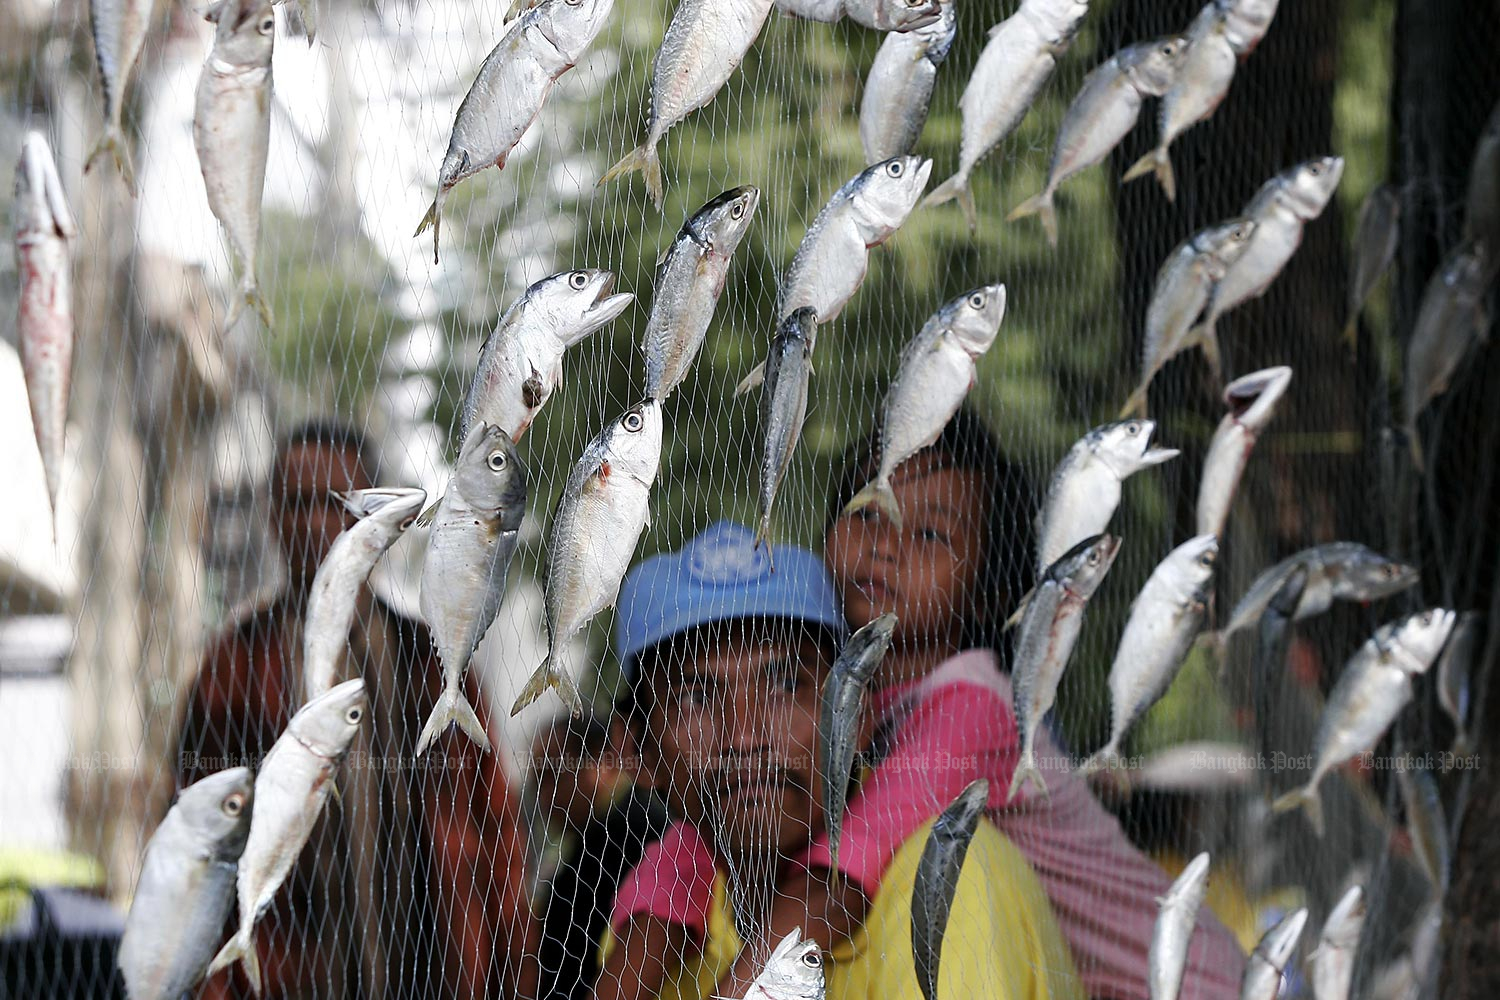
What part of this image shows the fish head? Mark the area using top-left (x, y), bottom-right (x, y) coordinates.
top-left (289, 677), bottom-right (368, 756)
top-left (935, 779), bottom-right (990, 836)
top-left (1124, 35), bottom-right (1191, 97)
top-left (753, 932), bottom-right (825, 999)
top-left (1257, 908), bottom-right (1309, 968)
top-left (846, 155), bottom-right (932, 245)
top-left (1092, 418), bottom-right (1180, 477)
top-left (1322, 886), bottom-right (1367, 947)
top-left (206, 0), bottom-right (276, 67)
top-left (1164, 851), bottom-right (1213, 906)
top-left (14, 132), bottom-right (75, 242)
top-left (916, 2), bottom-right (958, 61)
top-left (1339, 551), bottom-right (1419, 600)
top-left (848, 0), bottom-right (944, 33)
top-left (1276, 156), bottom-right (1344, 220)
top-left (1168, 534), bottom-right (1219, 591)
top-left (1222, 365), bottom-right (1292, 431)
top-left (334, 487), bottom-right (429, 537)
top-left (1196, 216), bottom-right (1259, 268)
top-left (836, 611), bottom-right (897, 681)
top-left (1388, 608), bottom-right (1458, 674)
top-left (527, 269), bottom-right (635, 347)
top-left (939, 283), bottom-right (1007, 357)
top-left (598, 399), bottom-right (664, 486)
top-left (1442, 239), bottom-right (1490, 295)
top-left (534, 0), bottom-right (617, 57)
top-left (1052, 533), bottom-right (1121, 599)
top-left (778, 306), bottom-right (819, 350)
top-left (686, 186), bottom-right (760, 259)
top-left (173, 766), bottom-right (255, 859)
top-left (454, 424), bottom-right (528, 530)
top-left (1030, 0), bottom-right (1092, 42)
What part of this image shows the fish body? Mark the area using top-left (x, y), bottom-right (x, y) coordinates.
top-left (1437, 611), bottom-right (1482, 754)
top-left (819, 613), bottom-right (897, 871)
top-left (1195, 365), bottom-right (1291, 538)
top-left (1008, 534), bottom-right (1120, 802)
top-left (14, 133), bottom-right (77, 531)
top-left (419, 425), bottom-right (528, 752)
top-left (911, 779), bottom-right (988, 1000)
top-left (1194, 156), bottom-right (1345, 345)
top-left (859, 3), bottom-right (957, 164)
top-left (209, 679), bottom-right (367, 993)
top-left (119, 768), bottom-right (253, 1000)
top-left (741, 930), bottom-right (825, 1000)
top-left (755, 308), bottom-right (817, 552)
top-left (1272, 609), bottom-right (1457, 835)
top-left (304, 488), bottom-right (427, 703)
top-left (1310, 885), bottom-right (1365, 1000)
top-left (1082, 535), bottom-right (1218, 773)
top-left (194, 0), bottom-right (276, 330)
top-left (86, 0), bottom-right (153, 191)
top-left (1220, 542), bottom-right (1419, 641)
top-left (924, 0), bottom-right (1090, 230)
top-left (1121, 216), bottom-right (1258, 416)
top-left (600, 0), bottom-right (775, 208)
top-left (1149, 852), bottom-right (1212, 1000)
top-left (1344, 183), bottom-right (1400, 346)
top-left (842, 284), bottom-right (1005, 528)
top-left (513, 400), bottom-right (663, 716)
top-left (1252, 565), bottom-right (1306, 760)
top-left (1239, 908), bottom-right (1307, 1000)
top-left (775, 0), bottom-right (943, 32)
top-left (417, 0), bottom-right (616, 261)
top-left (462, 269), bottom-right (635, 443)
top-left (1464, 99), bottom-right (1500, 252)
top-left (1036, 419), bottom-right (1178, 573)
top-left (1010, 35), bottom-right (1187, 245)
top-left (644, 187), bottom-right (760, 401)
top-left (1404, 239), bottom-right (1490, 467)
top-left (1396, 754), bottom-right (1450, 893)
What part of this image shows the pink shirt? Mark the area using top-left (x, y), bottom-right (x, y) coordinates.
top-left (612, 649), bottom-right (1246, 999)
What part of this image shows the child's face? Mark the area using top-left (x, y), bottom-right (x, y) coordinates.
top-left (825, 455), bottom-right (987, 641)
top-left (642, 623), bottom-right (831, 866)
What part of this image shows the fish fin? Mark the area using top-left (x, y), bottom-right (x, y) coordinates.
top-left (414, 195), bottom-right (442, 265)
top-left (412, 497), bottom-right (442, 528)
top-left (84, 129), bottom-right (137, 197)
top-left (733, 361), bottom-right (766, 397)
top-left (511, 658), bottom-right (584, 717)
top-left (417, 686), bottom-right (493, 755)
top-left (1191, 323), bottom-right (1222, 381)
top-left (295, 0), bottom-right (317, 42)
top-left (923, 172), bottom-right (977, 233)
top-left (209, 931), bottom-right (261, 996)
top-left (1123, 148), bottom-right (1175, 202)
top-left (1271, 784), bottom-right (1325, 837)
top-left (841, 479), bottom-right (902, 531)
top-left (598, 142), bottom-right (664, 211)
top-left (1119, 381), bottom-right (1151, 419)
top-left (1002, 586), bottom-right (1034, 632)
top-left (1006, 753), bottom-right (1048, 804)
top-left (1007, 191), bottom-right (1058, 248)
top-left (502, 0), bottom-right (536, 21)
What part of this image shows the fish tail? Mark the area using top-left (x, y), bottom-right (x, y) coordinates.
top-left (753, 514), bottom-right (777, 570)
top-left (209, 929), bottom-right (261, 995)
top-left (1342, 316), bottom-right (1360, 354)
top-left (85, 129), bottom-right (137, 197)
top-left (1002, 585), bottom-right (1034, 632)
top-left (1407, 421), bottom-right (1426, 472)
top-left (1006, 751), bottom-right (1048, 804)
top-left (1271, 784), bottom-right (1325, 837)
top-left (1007, 190), bottom-right (1058, 248)
top-left (1124, 148), bottom-right (1175, 202)
top-left (417, 685), bottom-right (493, 756)
top-left (924, 171), bottom-right (977, 232)
top-left (295, 0), bottom-right (317, 42)
top-left (598, 141), bottom-right (664, 211)
top-left (1189, 322), bottom-right (1221, 380)
top-left (1078, 741), bottom-right (1118, 776)
top-left (510, 657), bottom-right (583, 717)
top-left (412, 496), bottom-right (442, 528)
top-left (1119, 382), bottom-right (1151, 419)
top-left (732, 361), bottom-right (767, 397)
top-left (241, 277), bottom-right (273, 331)
top-left (841, 478), bottom-right (903, 531)
top-left (414, 194), bottom-right (444, 265)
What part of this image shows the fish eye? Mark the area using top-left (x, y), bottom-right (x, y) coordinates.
top-left (622, 410), bottom-right (644, 433)
top-left (886, 160), bottom-right (904, 178)
top-left (346, 706), bottom-right (363, 725)
top-left (801, 950), bottom-right (822, 968)
top-left (1087, 551), bottom-right (1101, 566)
top-left (903, 0), bottom-right (923, 6)
top-left (1419, 611), bottom-right (1433, 627)
top-left (730, 202), bottom-right (745, 220)
top-left (1382, 564), bottom-right (1398, 578)
top-left (1309, 163), bottom-right (1323, 175)
top-left (1125, 421), bottom-right (1141, 436)
top-left (569, 270), bottom-right (589, 290)
top-left (1198, 552), bottom-right (1216, 567)
top-left (258, 15), bottom-right (274, 33)
top-left (967, 292), bottom-right (986, 310)
top-left (488, 451), bottom-right (508, 472)
top-left (399, 515), bottom-right (416, 531)
top-left (565, 0), bottom-right (583, 5)
top-left (223, 793), bottom-right (246, 817)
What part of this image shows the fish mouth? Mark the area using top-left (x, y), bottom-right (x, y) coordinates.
top-left (580, 271), bottom-right (635, 330)
top-left (1223, 366), bottom-right (1292, 429)
top-left (1137, 422), bottom-right (1180, 466)
top-left (911, 157), bottom-right (935, 197)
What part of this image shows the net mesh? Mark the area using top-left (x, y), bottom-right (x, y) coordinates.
top-left (0, 0), bottom-right (1496, 997)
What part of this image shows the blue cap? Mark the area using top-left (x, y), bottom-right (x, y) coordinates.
top-left (615, 520), bottom-right (846, 681)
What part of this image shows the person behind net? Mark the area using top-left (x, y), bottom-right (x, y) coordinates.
top-left (604, 409), bottom-right (1246, 1000)
top-left (176, 420), bottom-right (536, 1000)
top-left (593, 519), bottom-right (1085, 1000)
top-left (527, 708), bottom-right (669, 1000)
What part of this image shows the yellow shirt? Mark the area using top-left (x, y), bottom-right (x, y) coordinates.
top-left (601, 818), bottom-right (1085, 1000)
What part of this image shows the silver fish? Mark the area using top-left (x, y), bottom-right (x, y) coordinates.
top-left (1239, 907), bottom-right (1307, 1000)
top-left (304, 488), bottom-right (428, 704)
top-left (86, 0), bottom-right (153, 193)
top-left (462, 270), bottom-right (635, 443)
top-left (419, 425), bottom-right (527, 753)
top-left (194, 0), bottom-right (276, 330)
top-left (1252, 565), bottom-right (1306, 761)
top-left (1192, 156), bottom-right (1345, 353)
top-left (819, 612), bottom-right (897, 872)
top-left (1343, 183), bottom-right (1401, 348)
top-left (776, 0), bottom-right (943, 32)
top-left (513, 400), bottom-right (663, 716)
top-left (1310, 885), bottom-right (1365, 1000)
top-left (1124, 0), bottom-right (1280, 200)
top-left (1196, 365), bottom-right (1291, 539)
top-left (1463, 99), bottom-right (1500, 253)
top-left (1436, 611), bottom-right (1482, 755)
top-left (741, 930), bottom-right (825, 1000)
top-left (1403, 239), bottom-right (1490, 469)
top-left (644, 187), bottom-right (761, 401)
top-left (911, 779), bottom-right (988, 1000)
top-left (1149, 852), bottom-right (1212, 1000)
top-left (1120, 216), bottom-right (1258, 418)
top-left (1035, 419), bottom-right (1178, 573)
top-left (1008, 534), bottom-right (1120, 802)
top-left (1010, 35), bottom-right (1187, 246)
top-left (1081, 534), bottom-right (1217, 773)
top-left (119, 768), bottom-right (253, 1000)
top-left (924, 0), bottom-right (1090, 231)
top-left (1219, 542), bottom-right (1420, 641)
top-left (1272, 609), bottom-right (1457, 836)
top-left (842, 284), bottom-right (1006, 529)
top-left (209, 678), bottom-right (367, 994)
top-left (859, 2), bottom-right (957, 164)
top-left (599, 1), bottom-right (775, 209)
top-left (1395, 752), bottom-right (1450, 893)
top-left (14, 132), bottom-right (76, 533)
top-left (416, 0), bottom-right (616, 262)
top-left (754, 308), bottom-right (817, 555)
